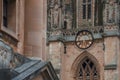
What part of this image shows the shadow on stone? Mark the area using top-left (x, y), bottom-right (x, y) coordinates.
top-left (0, 69), bottom-right (11, 80)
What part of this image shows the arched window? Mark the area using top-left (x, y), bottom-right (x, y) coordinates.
top-left (82, 0), bottom-right (91, 19)
top-left (77, 0), bottom-right (103, 27)
top-left (76, 57), bottom-right (100, 80)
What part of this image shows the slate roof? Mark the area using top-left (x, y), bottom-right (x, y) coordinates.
top-left (12, 60), bottom-right (41, 80)
top-left (0, 40), bottom-right (59, 80)
top-left (11, 58), bottom-right (59, 80)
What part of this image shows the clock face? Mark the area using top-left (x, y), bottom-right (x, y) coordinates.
top-left (75, 30), bottom-right (94, 49)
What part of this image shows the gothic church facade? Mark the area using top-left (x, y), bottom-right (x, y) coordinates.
top-left (0, 0), bottom-right (119, 80)
top-left (47, 0), bottom-right (120, 80)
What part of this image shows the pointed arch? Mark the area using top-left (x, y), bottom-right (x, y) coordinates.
top-left (71, 51), bottom-right (100, 80)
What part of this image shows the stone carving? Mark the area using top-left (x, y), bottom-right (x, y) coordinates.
top-left (0, 46), bottom-right (13, 68)
top-left (53, 3), bottom-right (60, 28)
top-left (64, 0), bottom-right (74, 29)
top-left (107, 3), bottom-right (115, 23)
top-left (47, 0), bottom-right (76, 30)
top-left (0, 41), bottom-right (26, 69)
top-left (0, 47), bottom-right (12, 68)
top-left (47, 0), bottom-right (62, 30)
top-left (47, 0), bottom-right (120, 42)
top-left (104, 0), bottom-right (119, 24)
top-left (64, 13), bottom-right (72, 29)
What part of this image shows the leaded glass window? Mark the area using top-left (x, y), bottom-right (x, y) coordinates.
top-left (77, 57), bottom-right (100, 80)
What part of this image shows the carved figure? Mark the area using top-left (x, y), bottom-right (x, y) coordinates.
top-left (108, 4), bottom-right (115, 23)
top-left (0, 47), bottom-right (12, 68)
top-left (47, 0), bottom-right (62, 30)
top-left (64, 13), bottom-right (72, 29)
top-left (52, 3), bottom-right (60, 28)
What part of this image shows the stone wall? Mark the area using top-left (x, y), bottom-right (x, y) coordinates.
top-left (48, 37), bottom-right (120, 80)
top-left (104, 37), bottom-right (120, 80)
top-left (48, 41), bottom-right (63, 76)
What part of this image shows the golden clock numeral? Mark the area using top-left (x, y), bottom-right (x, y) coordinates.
top-left (89, 41), bottom-right (92, 45)
top-left (77, 42), bottom-right (80, 46)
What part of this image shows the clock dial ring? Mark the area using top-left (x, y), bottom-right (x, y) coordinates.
top-left (75, 30), bottom-right (94, 49)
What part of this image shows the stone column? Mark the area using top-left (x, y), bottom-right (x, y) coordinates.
top-left (24, 0), bottom-right (47, 60)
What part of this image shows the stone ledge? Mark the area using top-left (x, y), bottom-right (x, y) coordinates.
top-left (104, 64), bottom-right (117, 70)
top-left (48, 33), bottom-right (103, 42)
top-left (103, 31), bottom-right (120, 37)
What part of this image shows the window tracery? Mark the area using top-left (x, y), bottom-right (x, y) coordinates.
top-left (82, 0), bottom-right (91, 19)
top-left (76, 57), bottom-right (99, 80)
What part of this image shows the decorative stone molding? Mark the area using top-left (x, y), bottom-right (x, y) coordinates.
top-left (104, 64), bottom-right (117, 70)
top-left (104, 24), bottom-right (119, 31)
top-left (47, 26), bottom-right (104, 41)
top-left (0, 40), bottom-right (28, 69)
top-left (47, 0), bottom-right (120, 42)
top-left (0, 31), bottom-right (18, 46)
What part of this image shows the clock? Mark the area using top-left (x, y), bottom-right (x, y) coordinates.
top-left (75, 30), bottom-right (94, 49)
